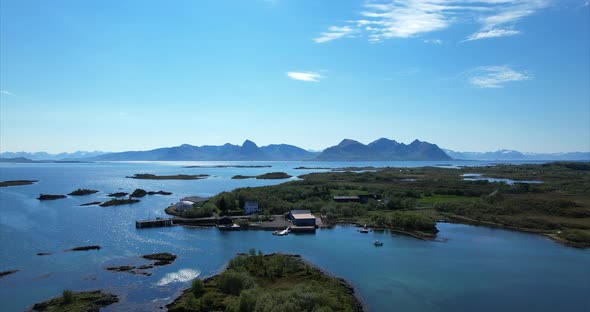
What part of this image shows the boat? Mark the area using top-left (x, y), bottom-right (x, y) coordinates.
top-left (277, 227), bottom-right (291, 236)
top-left (373, 240), bottom-right (383, 246)
top-left (360, 224), bottom-right (369, 233)
top-left (272, 230), bottom-right (279, 235)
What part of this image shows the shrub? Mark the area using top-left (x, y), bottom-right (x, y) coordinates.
top-left (217, 271), bottom-right (256, 295)
top-left (191, 278), bottom-right (205, 298)
top-left (62, 290), bottom-right (74, 304)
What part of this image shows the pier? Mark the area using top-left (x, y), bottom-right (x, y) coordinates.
top-left (135, 218), bottom-right (174, 229)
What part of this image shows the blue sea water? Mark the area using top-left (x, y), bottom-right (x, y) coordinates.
top-left (0, 161), bottom-right (588, 311)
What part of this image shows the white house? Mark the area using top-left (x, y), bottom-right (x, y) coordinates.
top-left (243, 201), bottom-right (260, 215)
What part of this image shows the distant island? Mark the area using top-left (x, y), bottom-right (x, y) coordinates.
top-left (231, 172), bottom-right (293, 180)
top-left (167, 252), bottom-right (363, 312)
top-left (126, 174), bottom-right (209, 180)
top-left (67, 189), bottom-right (98, 196)
top-left (37, 194), bottom-right (67, 200)
top-left (0, 180), bottom-right (37, 188)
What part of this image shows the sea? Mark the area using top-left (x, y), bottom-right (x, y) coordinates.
top-left (0, 160), bottom-right (589, 312)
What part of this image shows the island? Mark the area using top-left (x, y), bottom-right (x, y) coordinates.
top-left (67, 189), bottom-right (99, 196)
top-left (230, 172), bottom-right (292, 180)
top-left (142, 252), bottom-right (177, 266)
top-left (167, 251), bottom-right (363, 312)
top-left (67, 245), bottom-right (101, 252)
top-left (0, 180), bottom-right (38, 188)
top-left (107, 192), bottom-right (129, 197)
top-left (37, 194), bottom-right (67, 200)
top-left (178, 162), bottom-right (589, 247)
top-left (99, 198), bottom-right (140, 207)
top-left (147, 190), bottom-right (173, 195)
top-left (126, 174), bottom-right (209, 180)
top-left (0, 269), bottom-right (19, 278)
top-left (29, 290), bottom-right (118, 311)
top-left (79, 201), bottom-right (102, 206)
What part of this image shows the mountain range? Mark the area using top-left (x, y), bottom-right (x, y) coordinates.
top-left (443, 149), bottom-right (590, 161)
top-left (316, 138), bottom-right (451, 161)
top-left (2, 139), bottom-right (589, 161)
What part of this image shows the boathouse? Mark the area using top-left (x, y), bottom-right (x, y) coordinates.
top-left (287, 210), bottom-right (316, 226)
top-left (244, 201), bottom-right (260, 215)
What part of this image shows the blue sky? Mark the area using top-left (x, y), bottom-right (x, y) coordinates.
top-left (1, 0), bottom-right (589, 153)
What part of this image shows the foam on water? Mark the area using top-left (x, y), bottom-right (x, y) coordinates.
top-left (156, 269), bottom-right (201, 286)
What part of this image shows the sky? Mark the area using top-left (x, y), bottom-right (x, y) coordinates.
top-left (1, 0), bottom-right (589, 153)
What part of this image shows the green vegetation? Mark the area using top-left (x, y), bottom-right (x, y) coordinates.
top-left (99, 198), bottom-right (140, 207)
top-left (167, 202), bottom-right (219, 218)
top-left (31, 290), bottom-right (118, 312)
top-left (130, 188), bottom-right (148, 197)
top-left (200, 162), bottom-right (590, 246)
top-left (67, 189), bottom-right (98, 196)
top-left (0, 180), bottom-right (37, 187)
top-left (167, 251), bottom-right (362, 312)
top-left (127, 173), bottom-right (209, 180)
top-left (231, 172), bottom-right (293, 180)
top-left (256, 172), bottom-right (292, 179)
top-left (62, 290), bottom-right (74, 304)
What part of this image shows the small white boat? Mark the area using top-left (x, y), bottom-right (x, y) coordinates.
top-left (373, 240), bottom-right (383, 246)
top-left (277, 227), bottom-right (291, 236)
top-left (360, 225), bottom-right (369, 233)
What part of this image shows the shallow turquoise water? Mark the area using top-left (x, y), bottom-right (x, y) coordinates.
top-left (0, 161), bottom-right (588, 311)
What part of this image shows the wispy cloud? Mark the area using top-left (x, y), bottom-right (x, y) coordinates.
top-left (315, 1), bottom-right (551, 43)
top-left (314, 26), bottom-right (356, 43)
top-left (1, 90), bottom-right (15, 96)
top-left (469, 66), bottom-right (530, 88)
top-left (465, 29), bottom-right (520, 41)
top-left (287, 72), bottom-right (323, 82)
top-left (423, 39), bottom-right (443, 44)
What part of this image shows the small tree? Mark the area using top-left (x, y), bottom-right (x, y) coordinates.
top-left (191, 278), bottom-right (205, 298)
top-left (62, 290), bottom-right (74, 304)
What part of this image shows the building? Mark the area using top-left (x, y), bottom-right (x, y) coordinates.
top-left (287, 210), bottom-right (316, 226)
top-left (175, 200), bottom-right (195, 212)
top-left (333, 196), bottom-right (360, 203)
top-left (244, 201), bottom-right (260, 215)
top-left (333, 195), bottom-right (378, 203)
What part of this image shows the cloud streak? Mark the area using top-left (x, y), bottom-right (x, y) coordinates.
top-left (1, 90), bottom-right (15, 96)
top-left (315, 0), bottom-right (551, 43)
top-left (469, 66), bottom-right (530, 88)
top-left (287, 72), bottom-right (323, 82)
top-left (314, 26), bottom-right (356, 43)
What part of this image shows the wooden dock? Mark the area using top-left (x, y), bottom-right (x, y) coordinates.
top-left (135, 218), bottom-right (174, 229)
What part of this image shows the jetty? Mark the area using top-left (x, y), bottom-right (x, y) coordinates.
top-left (135, 218), bottom-right (174, 229)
